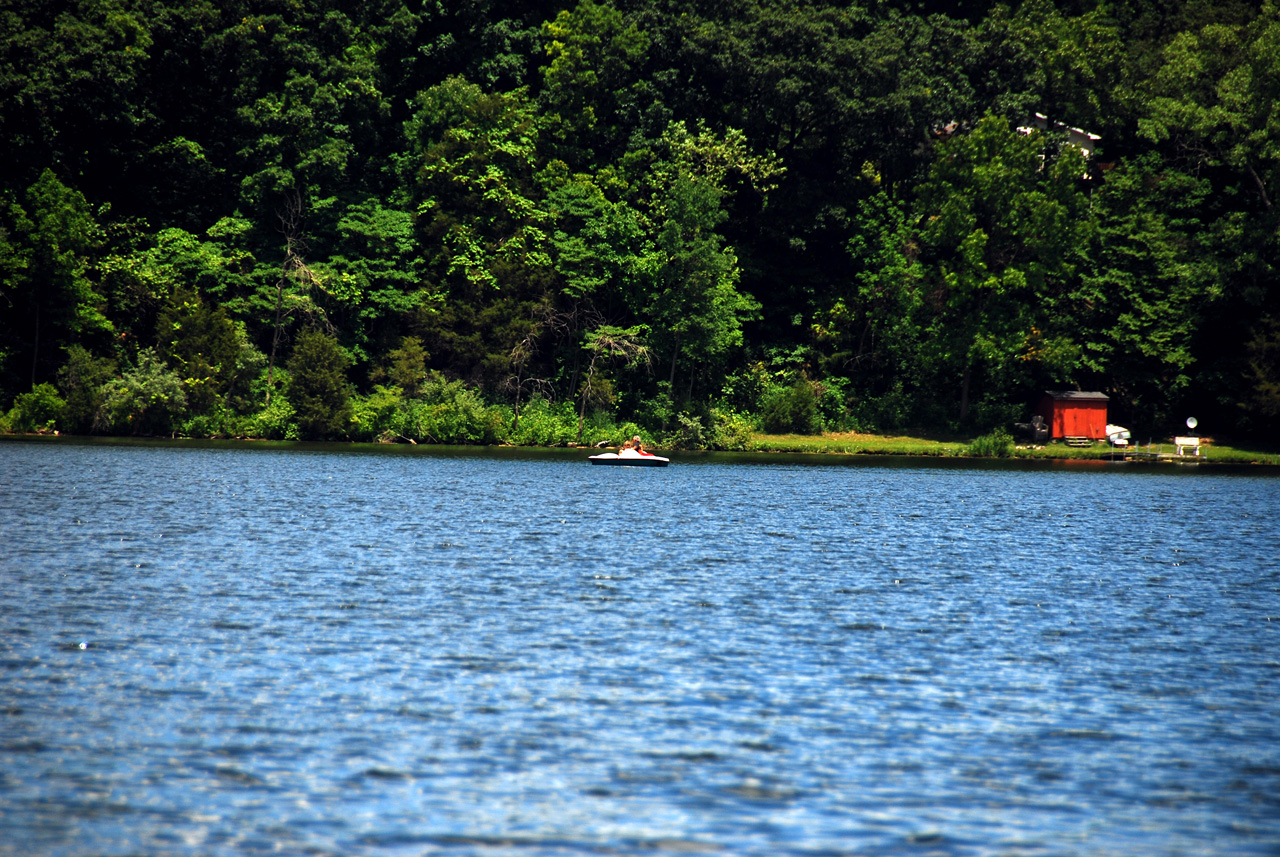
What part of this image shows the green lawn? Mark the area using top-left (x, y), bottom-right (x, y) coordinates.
top-left (745, 430), bottom-right (1280, 465)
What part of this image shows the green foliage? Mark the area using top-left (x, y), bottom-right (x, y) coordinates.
top-left (707, 408), bottom-right (755, 451)
top-left (662, 411), bottom-right (711, 450)
top-left (1136, 6), bottom-right (1280, 211)
top-left (374, 337), bottom-right (429, 399)
top-left (56, 345), bottom-right (116, 434)
top-left (180, 404), bottom-right (238, 439)
top-left (0, 170), bottom-right (111, 394)
top-left (915, 113), bottom-right (1090, 423)
top-left (505, 396), bottom-right (579, 446)
top-left (635, 154), bottom-right (759, 396)
top-left (156, 289), bottom-right (244, 413)
top-left (351, 384), bottom-right (407, 442)
top-left (240, 388), bottom-right (299, 441)
top-left (286, 328), bottom-right (354, 440)
top-left (5, 383), bottom-right (65, 433)
top-left (96, 348), bottom-right (189, 435)
top-left (401, 375), bottom-right (506, 444)
top-left (545, 171), bottom-right (643, 301)
top-left (1242, 316), bottom-right (1280, 430)
top-left (324, 199), bottom-right (434, 361)
top-left (541, 0), bottom-right (651, 165)
top-left (2, 0), bottom-right (1278, 443)
top-left (1075, 153), bottom-right (1221, 427)
top-left (761, 378), bottom-right (821, 435)
top-left (410, 79), bottom-right (551, 292)
top-left (820, 190), bottom-right (925, 410)
top-left (967, 428), bottom-right (1014, 458)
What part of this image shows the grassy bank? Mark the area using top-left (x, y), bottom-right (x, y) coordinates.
top-left (746, 430), bottom-right (1280, 465)
top-left (5, 424), bottom-right (1279, 466)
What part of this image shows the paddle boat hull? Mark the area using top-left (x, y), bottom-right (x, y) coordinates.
top-left (588, 452), bottom-right (669, 467)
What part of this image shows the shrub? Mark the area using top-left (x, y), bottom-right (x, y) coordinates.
top-left (351, 385), bottom-right (406, 441)
top-left (96, 348), bottom-right (188, 435)
top-left (761, 378), bottom-right (820, 434)
top-left (633, 388), bottom-right (675, 434)
top-left (287, 329), bottom-right (355, 440)
top-left (180, 404), bottom-right (238, 438)
top-left (612, 421), bottom-right (653, 449)
top-left (506, 396), bottom-right (578, 446)
top-left (57, 345), bottom-right (116, 433)
top-left (815, 377), bottom-right (851, 431)
top-left (155, 289), bottom-right (242, 413)
top-left (240, 393), bottom-right (298, 440)
top-left (402, 375), bottom-right (505, 444)
top-left (707, 408), bottom-right (755, 450)
top-left (663, 411), bottom-right (708, 450)
top-left (967, 428), bottom-right (1013, 458)
top-left (6, 383), bottom-right (65, 432)
top-left (849, 379), bottom-right (913, 433)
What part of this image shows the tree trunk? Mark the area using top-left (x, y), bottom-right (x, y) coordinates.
top-left (577, 355), bottom-right (597, 446)
top-left (959, 361), bottom-right (972, 423)
top-left (567, 350), bottom-right (581, 407)
top-left (667, 334), bottom-right (680, 389)
top-left (31, 302), bottom-right (40, 388)
top-left (1247, 162), bottom-right (1273, 210)
top-left (265, 275), bottom-right (286, 405)
top-left (512, 372), bottom-right (523, 434)
top-left (267, 190), bottom-right (309, 405)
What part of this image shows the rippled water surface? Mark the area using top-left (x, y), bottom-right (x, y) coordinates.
top-left (2, 439), bottom-right (1279, 857)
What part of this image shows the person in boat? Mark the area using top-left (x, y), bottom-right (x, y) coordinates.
top-left (632, 435), bottom-right (654, 456)
top-left (618, 438), bottom-right (641, 458)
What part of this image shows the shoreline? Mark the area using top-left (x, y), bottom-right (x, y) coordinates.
top-left (5, 430), bottom-right (1280, 467)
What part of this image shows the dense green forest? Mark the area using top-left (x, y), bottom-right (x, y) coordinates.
top-left (2, 0), bottom-right (1278, 445)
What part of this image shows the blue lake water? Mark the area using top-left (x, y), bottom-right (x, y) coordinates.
top-left (1, 439), bottom-right (1278, 857)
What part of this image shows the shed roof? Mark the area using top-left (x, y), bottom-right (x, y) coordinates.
top-left (1043, 390), bottom-right (1108, 402)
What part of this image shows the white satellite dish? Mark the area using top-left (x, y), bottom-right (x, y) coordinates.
top-left (1186, 417), bottom-right (1198, 430)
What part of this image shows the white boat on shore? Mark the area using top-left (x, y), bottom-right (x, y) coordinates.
top-left (588, 450), bottom-right (669, 467)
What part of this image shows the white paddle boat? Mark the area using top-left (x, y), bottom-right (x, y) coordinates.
top-left (588, 449), bottom-right (669, 467)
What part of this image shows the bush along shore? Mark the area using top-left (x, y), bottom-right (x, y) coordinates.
top-left (4, 2), bottom-right (1280, 458)
top-left (4, 375), bottom-right (1277, 465)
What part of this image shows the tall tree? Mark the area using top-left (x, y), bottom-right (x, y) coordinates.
top-left (155, 287), bottom-right (244, 413)
top-left (540, 0), bottom-right (651, 169)
top-left (0, 170), bottom-right (112, 396)
top-left (407, 78), bottom-right (554, 386)
top-left (914, 114), bottom-right (1089, 424)
top-left (1137, 2), bottom-right (1280, 212)
top-left (286, 327), bottom-right (353, 440)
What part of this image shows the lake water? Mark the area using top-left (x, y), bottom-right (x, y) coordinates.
top-left (1, 439), bottom-right (1278, 857)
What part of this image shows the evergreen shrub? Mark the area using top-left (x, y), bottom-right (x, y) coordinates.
top-left (286, 329), bottom-right (354, 440)
top-left (761, 379), bottom-right (820, 434)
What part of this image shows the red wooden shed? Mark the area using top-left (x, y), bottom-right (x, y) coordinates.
top-left (1035, 391), bottom-right (1109, 440)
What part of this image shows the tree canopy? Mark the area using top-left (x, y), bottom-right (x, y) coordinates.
top-left (2, 0), bottom-right (1277, 442)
